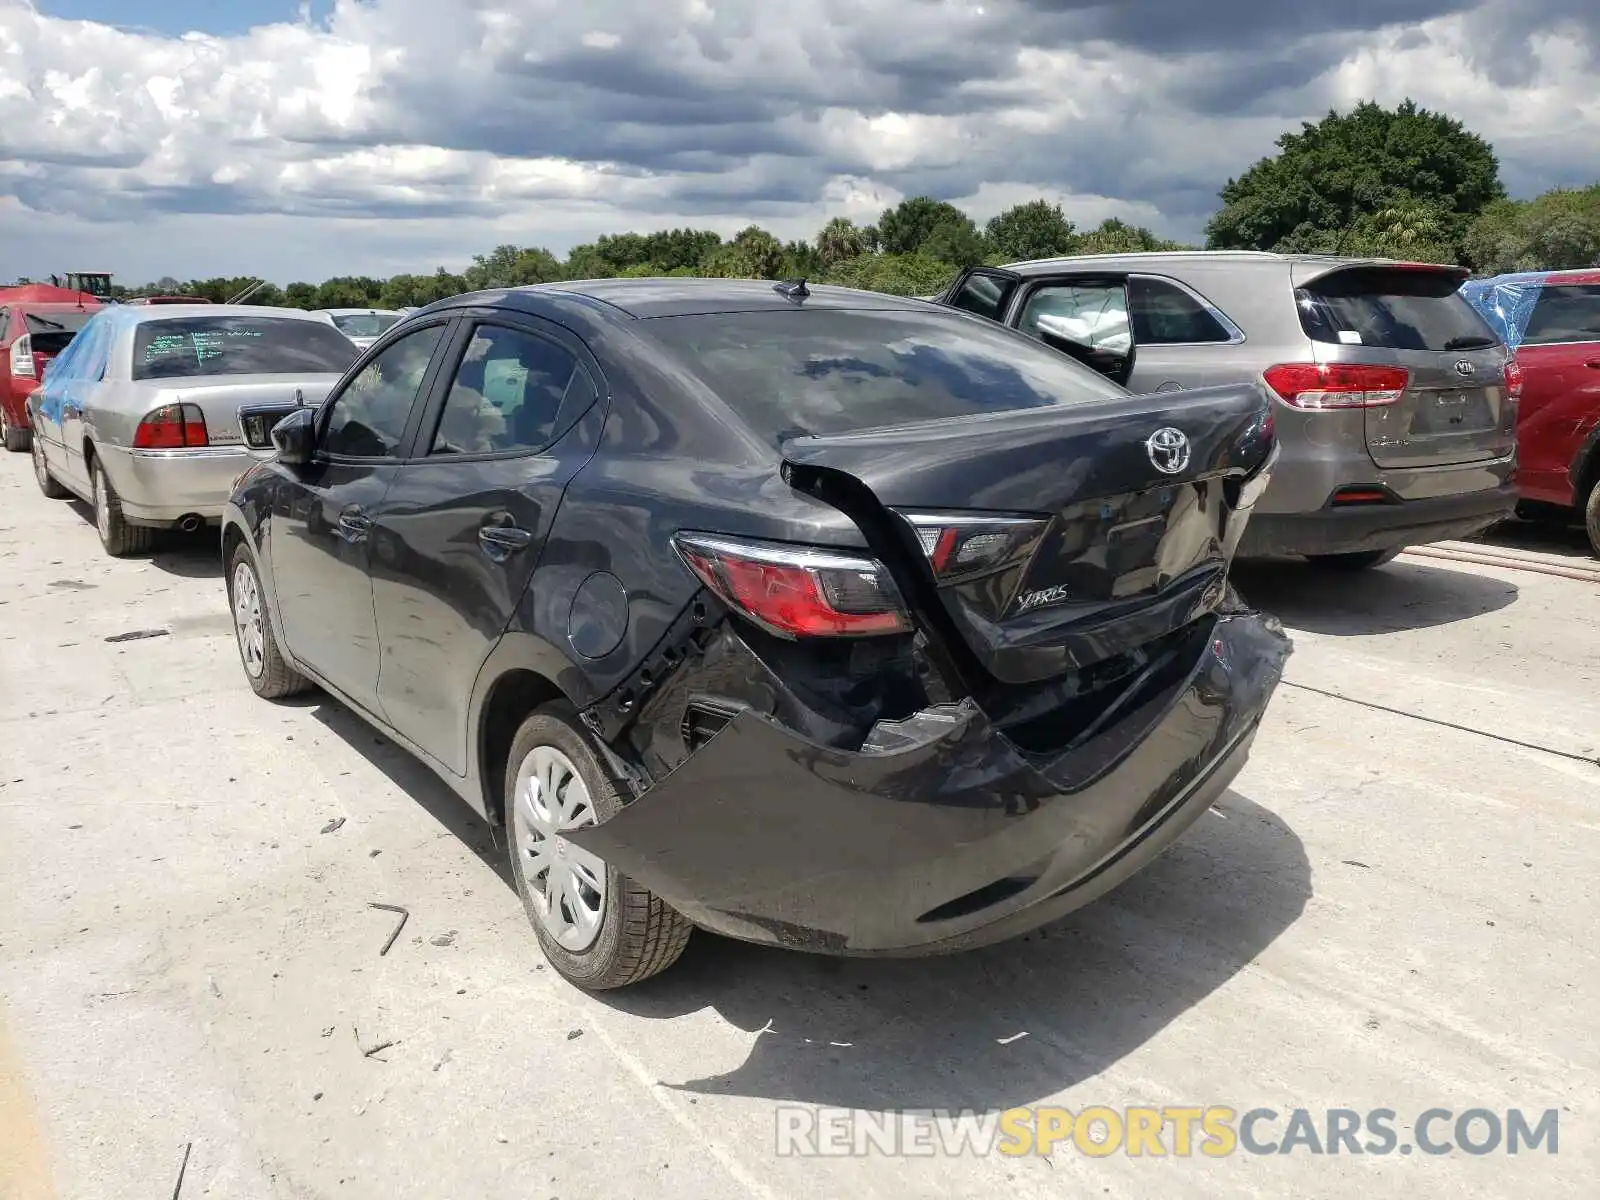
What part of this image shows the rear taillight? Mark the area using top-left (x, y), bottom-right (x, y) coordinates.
top-left (1263, 363), bottom-right (1410, 410)
top-left (673, 533), bottom-right (910, 638)
top-left (133, 403), bottom-right (209, 449)
top-left (9, 335), bottom-right (34, 378)
top-left (895, 512), bottom-right (1050, 584)
top-left (1503, 358), bottom-right (1524, 403)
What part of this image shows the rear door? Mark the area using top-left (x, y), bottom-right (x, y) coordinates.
top-left (368, 316), bottom-right (607, 772)
top-left (1510, 282), bottom-right (1600, 506)
top-left (1291, 263), bottom-right (1514, 470)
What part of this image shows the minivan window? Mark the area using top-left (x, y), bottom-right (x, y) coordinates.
top-left (1296, 268), bottom-right (1496, 353)
top-left (645, 308), bottom-right (1125, 442)
top-left (1521, 284), bottom-right (1600, 346)
top-left (133, 316), bottom-right (359, 381)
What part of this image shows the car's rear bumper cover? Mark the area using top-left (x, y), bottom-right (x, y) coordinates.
top-left (1237, 483), bottom-right (1517, 558)
top-left (566, 610), bottom-right (1291, 956)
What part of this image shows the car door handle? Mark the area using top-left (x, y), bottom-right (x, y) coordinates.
top-left (1585, 359), bottom-right (1600, 370)
top-left (479, 524), bottom-right (533, 556)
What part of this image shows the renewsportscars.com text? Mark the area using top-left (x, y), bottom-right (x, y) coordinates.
top-left (774, 1105), bottom-right (1560, 1158)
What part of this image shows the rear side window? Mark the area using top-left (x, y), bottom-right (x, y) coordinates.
top-left (430, 324), bottom-right (592, 456)
top-left (1295, 268), bottom-right (1496, 352)
top-left (1129, 277), bottom-right (1236, 344)
top-left (946, 272), bottom-right (1017, 322)
top-left (644, 307), bottom-right (1125, 442)
top-left (1522, 284), bottom-right (1600, 346)
top-left (132, 315), bottom-right (359, 380)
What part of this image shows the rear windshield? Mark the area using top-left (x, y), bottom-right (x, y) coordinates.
top-left (20, 311), bottom-right (94, 356)
top-left (132, 315), bottom-right (359, 381)
top-left (1296, 268), bottom-right (1497, 353)
top-left (643, 308), bottom-right (1126, 441)
top-left (1522, 284), bottom-right (1600, 346)
top-left (330, 312), bottom-right (402, 338)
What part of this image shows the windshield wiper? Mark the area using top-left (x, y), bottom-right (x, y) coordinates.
top-left (1443, 334), bottom-right (1497, 351)
top-left (27, 315), bottom-right (66, 331)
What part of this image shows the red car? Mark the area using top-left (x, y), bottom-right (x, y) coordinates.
top-left (1462, 269), bottom-right (1600, 554)
top-left (0, 285), bottom-right (101, 452)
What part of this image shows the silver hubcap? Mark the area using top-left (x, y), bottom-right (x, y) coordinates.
top-left (32, 437), bottom-right (47, 484)
top-left (512, 745), bottom-right (606, 952)
top-left (94, 469), bottom-right (111, 540)
top-left (232, 561), bottom-right (266, 678)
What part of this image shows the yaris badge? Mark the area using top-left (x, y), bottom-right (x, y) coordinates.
top-left (1145, 427), bottom-right (1190, 475)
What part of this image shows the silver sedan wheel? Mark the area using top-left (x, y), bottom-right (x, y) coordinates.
top-left (231, 561), bottom-right (266, 679)
top-left (93, 468), bottom-right (111, 542)
top-left (512, 744), bottom-right (606, 952)
top-left (30, 435), bottom-right (49, 487)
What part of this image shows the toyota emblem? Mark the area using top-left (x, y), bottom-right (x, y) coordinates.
top-left (1454, 359), bottom-right (1476, 377)
top-left (1145, 427), bottom-right (1191, 475)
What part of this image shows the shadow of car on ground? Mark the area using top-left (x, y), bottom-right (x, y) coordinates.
top-left (1232, 559), bottom-right (1517, 637)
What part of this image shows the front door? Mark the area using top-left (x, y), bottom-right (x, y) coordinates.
top-left (1512, 283), bottom-right (1600, 506)
top-left (1006, 275), bottom-right (1138, 387)
top-left (268, 320), bottom-right (452, 711)
top-left (368, 317), bottom-right (606, 773)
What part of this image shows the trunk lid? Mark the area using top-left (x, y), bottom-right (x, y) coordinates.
top-left (1292, 262), bottom-right (1516, 469)
top-left (781, 382), bottom-right (1274, 686)
top-left (132, 374), bottom-right (341, 449)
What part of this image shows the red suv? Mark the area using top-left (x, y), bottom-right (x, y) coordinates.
top-left (0, 289), bottom-right (101, 452)
top-left (1462, 269), bottom-right (1600, 554)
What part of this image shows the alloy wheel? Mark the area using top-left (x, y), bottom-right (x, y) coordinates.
top-left (94, 469), bottom-right (111, 542)
top-left (31, 436), bottom-right (48, 488)
top-left (512, 744), bottom-right (607, 952)
top-left (231, 561), bottom-right (266, 679)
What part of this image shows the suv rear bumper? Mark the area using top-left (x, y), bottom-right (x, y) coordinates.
top-left (1237, 483), bottom-right (1517, 558)
top-left (568, 609), bottom-right (1291, 956)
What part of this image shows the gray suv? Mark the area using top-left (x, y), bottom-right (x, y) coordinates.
top-left (936, 252), bottom-right (1518, 568)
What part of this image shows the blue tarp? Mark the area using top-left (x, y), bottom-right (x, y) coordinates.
top-left (1459, 272), bottom-right (1551, 352)
top-left (34, 306), bottom-right (143, 424)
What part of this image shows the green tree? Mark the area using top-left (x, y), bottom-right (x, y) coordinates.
top-left (463, 244), bottom-right (565, 290)
top-left (314, 276), bottom-right (374, 308)
top-left (985, 200), bottom-right (1078, 262)
top-left (821, 252), bottom-right (957, 297)
top-left (1463, 185), bottom-right (1600, 274)
top-left (815, 217), bottom-right (872, 268)
top-left (921, 219), bottom-right (987, 268)
top-left (701, 225), bottom-right (786, 279)
top-left (1206, 99), bottom-right (1504, 258)
top-left (1074, 218), bottom-right (1187, 256)
top-left (283, 282), bottom-right (318, 309)
top-left (779, 239), bottom-right (822, 279)
top-left (877, 197), bottom-right (978, 256)
top-left (1341, 198), bottom-right (1456, 263)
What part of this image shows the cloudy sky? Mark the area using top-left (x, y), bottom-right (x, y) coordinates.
top-left (1, 0), bottom-right (1596, 285)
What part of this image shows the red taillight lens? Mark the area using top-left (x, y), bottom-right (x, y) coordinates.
top-left (1263, 363), bottom-right (1410, 410)
top-left (673, 533), bottom-right (910, 638)
top-left (895, 512), bottom-right (1050, 584)
top-left (133, 403), bottom-right (209, 449)
top-left (1503, 357), bottom-right (1524, 403)
top-left (9, 334), bottom-right (35, 378)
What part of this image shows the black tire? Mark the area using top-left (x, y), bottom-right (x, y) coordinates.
top-left (505, 704), bottom-right (691, 990)
top-left (1584, 480), bottom-right (1600, 560)
top-left (91, 458), bottom-right (154, 557)
top-left (30, 429), bottom-right (69, 498)
top-left (1308, 547), bottom-right (1402, 571)
top-left (226, 542), bottom-right (313, 699)
top-left (1, 410), bottom-right (28, 452)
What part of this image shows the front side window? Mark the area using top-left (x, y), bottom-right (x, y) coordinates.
top-left (322, 323), bottom-right (447, 458)
top-left (132, 316), bottom-right (359, 381)
top-left (1522, 284), bottom-right (1600, 346)
top-left (429, 324), bottom-right (590, 456)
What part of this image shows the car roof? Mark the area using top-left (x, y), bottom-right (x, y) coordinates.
top-left (434, 278), bottom-right (927, 321)
top-left (94, 304), bottom-right (335, 330)
top-left (998, 250), bottom-right (1449, 277)
top-left (317, 307), bottom-right (402, 315)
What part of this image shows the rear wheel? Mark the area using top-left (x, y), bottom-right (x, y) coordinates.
top-left (1, 409), bottom-right (28, 452)
top-left (506, 706), bottom-right (691, 990)
top-left (91, 459), bottom-right (153, 557)
top-left (1308, 548), bottom-right (1403, 571)
top-left (30, 431), bottom-right (69, 498)
top-left (227, 544), bottom-right (313, 699)
top-left (1584, 481), bottom-right (1600, 559)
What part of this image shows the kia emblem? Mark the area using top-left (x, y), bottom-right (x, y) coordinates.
top-left (1145, 427), bottom-right (1191, 475)
top-left (1454, 360), bottom-right (1475, 377)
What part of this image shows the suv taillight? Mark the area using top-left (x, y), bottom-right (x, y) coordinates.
top-left (1263, 363), bottom-right (1409, 410)
top-left (9, 334), bottom-right (34, 378)
top-left (674, 533), bottom-right (910, 638)
top-left (1503, 357), bottom-right (1524, 404)
top-left (134, 403), bottom-right (209, 449)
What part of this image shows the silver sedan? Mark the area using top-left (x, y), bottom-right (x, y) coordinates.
top-left (27, 304), bottom-right (360, 556)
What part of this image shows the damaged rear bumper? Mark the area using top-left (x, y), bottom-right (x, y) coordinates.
top-left (567, 610), bottom-right (1291, 956)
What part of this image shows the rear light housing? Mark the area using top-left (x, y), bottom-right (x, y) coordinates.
top-left (673, 533), bottom-right (910, 638)
top-left (9, 335), bottom-right (34, 378)
top-left (1503, 357), bottom-right (1524, 404)
top-left (894, 512), bottom-right (1050, 584)
top-left (1263, 363), bottom-right (1410, 410)
top-left (1330, 485), bottom-right (1397, 507)
top-left (133, 403), bottom-right (210, 449)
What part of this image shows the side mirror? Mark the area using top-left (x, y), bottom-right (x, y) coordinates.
top-left (271, 407), bottom-right (317, 465)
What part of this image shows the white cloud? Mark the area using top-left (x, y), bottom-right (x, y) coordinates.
top-left (0, 0), bottom-right (1594, 282)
